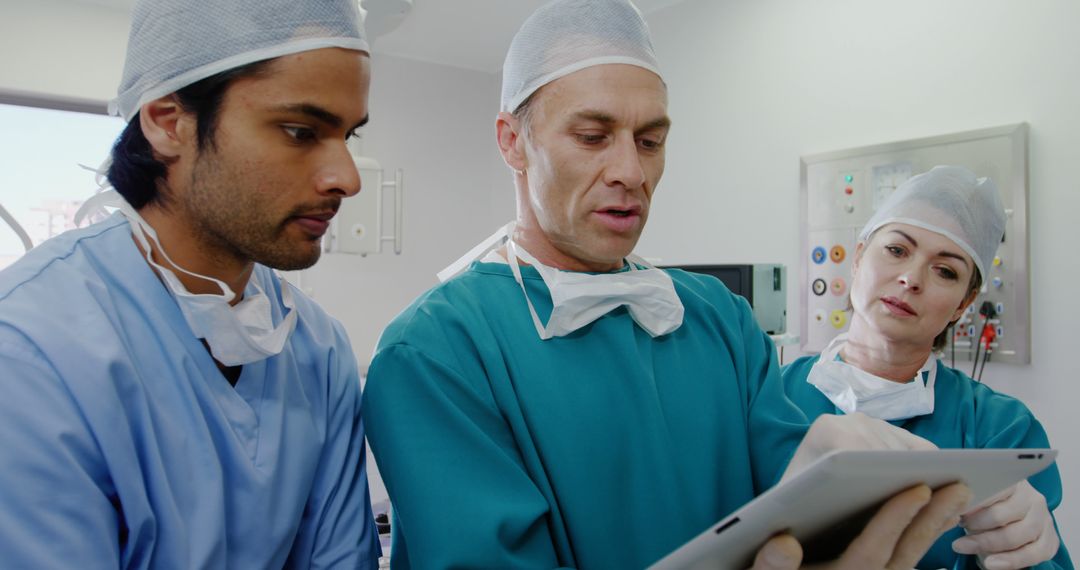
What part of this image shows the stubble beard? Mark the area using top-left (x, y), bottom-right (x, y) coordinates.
top-left (185, 152), bottom-right (323, 272)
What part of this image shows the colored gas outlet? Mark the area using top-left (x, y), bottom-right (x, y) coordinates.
top-left (830, 309), bottom-right (847, 329)
top-left (830, 245), bottom-right (846, 263)
top-left (812, 246), bottom-right (827, 265)
top-left (830, 277), bottom-right (846, 296)
top-left (814, 309), bottom-right (827, 324)
top-left (812, 278), bottom-right (827, 296)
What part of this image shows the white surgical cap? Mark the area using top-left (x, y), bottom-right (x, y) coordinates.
top-left (110, 0), bottom-right (369, 121)
top-left (500, 0), bottom-right (662, 113)
top-left (860, 165), bottom-right (1006, 280)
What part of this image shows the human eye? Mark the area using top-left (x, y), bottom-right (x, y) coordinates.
top-left (935, 265), bottom-right (960, 280)
top-left (884, 244), bottom-right (905, 257)
top-left (638, 136), bottom-right (665, 152)
top-left (345, 128), bottom-right (361, 142)
top-left (282, 125), bottom-right (317, 143)
top-left (575, 132), bottom-right (607, 145)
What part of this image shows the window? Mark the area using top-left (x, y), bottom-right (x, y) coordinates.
top-left (0, 103), bottom-right (124, 270)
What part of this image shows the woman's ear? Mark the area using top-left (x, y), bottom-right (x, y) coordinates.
top-left (952, 281), bottom-right (980, 322)
top-left (139, 95), bottom-right (192, 159)
top-left (851, 241), bottom-right (866, 278)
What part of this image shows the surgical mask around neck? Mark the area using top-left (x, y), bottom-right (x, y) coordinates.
top-left (119, 202), bottom-right (298, 367)
top-left (807, 333), bottom-right (936, 421)
top-left (436, 221), bottom-right (516, 283)
top-left (505, 235), bottom-right (684, 340)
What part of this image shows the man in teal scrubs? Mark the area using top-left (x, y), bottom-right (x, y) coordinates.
top-left (363, 1), bottom-right (970, 568)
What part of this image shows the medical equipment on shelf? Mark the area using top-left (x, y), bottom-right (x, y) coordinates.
top-left (323, 156), bottom-right (403, 256)
top-left (1, 202), bottom-right (33, 252)
top-left (665, 264), bottom-right (787, 335)
top-left (800, 124), bottom-right (1031, 366)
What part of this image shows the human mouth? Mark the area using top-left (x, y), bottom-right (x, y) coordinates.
top-left (881, 296), bottom-right (918, 317)
top-left (290, 209), bottom-right (337, 237)
top-left (593, 205), bottom-right (643, 233)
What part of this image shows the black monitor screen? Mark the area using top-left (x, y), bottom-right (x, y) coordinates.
top-left (663, 264), bottom-right (753, 304)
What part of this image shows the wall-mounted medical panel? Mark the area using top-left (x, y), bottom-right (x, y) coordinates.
top-left (799, 124), bottom-right (1029, 364)
top-left (325, 156), bottom-right (404, 256)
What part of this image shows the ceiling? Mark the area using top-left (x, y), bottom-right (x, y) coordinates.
top-left (65, 0), bottom-right (687, 73)
top-left (367, 0), bottom-right (687, 72)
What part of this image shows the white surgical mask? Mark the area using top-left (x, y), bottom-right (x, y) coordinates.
top-left (807, 333), bottom-right (936, 421)
top-left (120, 202), bottom-right (298, 367)
top-left (506, 239), bottom-right (683, 339)
top-left (438, 221), bottom-right (684, 340)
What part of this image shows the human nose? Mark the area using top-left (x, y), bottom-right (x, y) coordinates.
top-left (898, 265), bottom-right (924, 292)
top-left (315, 142), bottom-right (362, 198)
top-left (603, 134), bottom-right (646, 190)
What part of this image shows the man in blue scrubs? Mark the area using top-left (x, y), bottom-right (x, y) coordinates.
top-left (0, 0), bottom-right (379, 567)
top-left (363, 1), bottom-right (971, 568)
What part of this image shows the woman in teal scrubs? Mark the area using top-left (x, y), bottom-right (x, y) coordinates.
top-left (783, 166), bottom-right (1071, 570)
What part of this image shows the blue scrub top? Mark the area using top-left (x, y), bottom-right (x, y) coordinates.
top-left (783, 355), bottom-right (1073, 570)
top-left (364, 261), bottom-right (807, 569)
top-left (0, 214), bottom-right (379, 568)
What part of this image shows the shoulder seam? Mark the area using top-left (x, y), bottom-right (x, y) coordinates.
top-left (0, 220), bottom-right (124, 304)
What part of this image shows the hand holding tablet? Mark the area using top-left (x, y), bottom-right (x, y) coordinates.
top-left (751, 481), bottom-right (972, 570)
top-left (650, 449), bottom-right (1057, 570)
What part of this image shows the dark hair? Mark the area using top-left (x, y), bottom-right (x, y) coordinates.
top-left (107, 60), bottom-right (273, 209)
top-left (932, 268), bottom-right (982, 352)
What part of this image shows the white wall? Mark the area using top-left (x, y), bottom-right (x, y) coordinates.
top-left (642, 0), bottom-right (1079, 550)
top-left (0, 0), bottom-right (128, 103)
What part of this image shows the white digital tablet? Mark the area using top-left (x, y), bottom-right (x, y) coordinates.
top-left (649, 449), bottom-right (1057, 570)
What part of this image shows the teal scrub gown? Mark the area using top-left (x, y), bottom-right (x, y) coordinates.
top-left (364, 261), bottom-right (808, 569)
top-left (0, 214), bottom-right (380, 568)
top-left (782, 355), bottom-right (1073, 570)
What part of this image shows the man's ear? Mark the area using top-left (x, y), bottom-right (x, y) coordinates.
top-left (139, 95), bottom-right (193, 159)
top-left (496, 111), bottom-right (527, 173)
